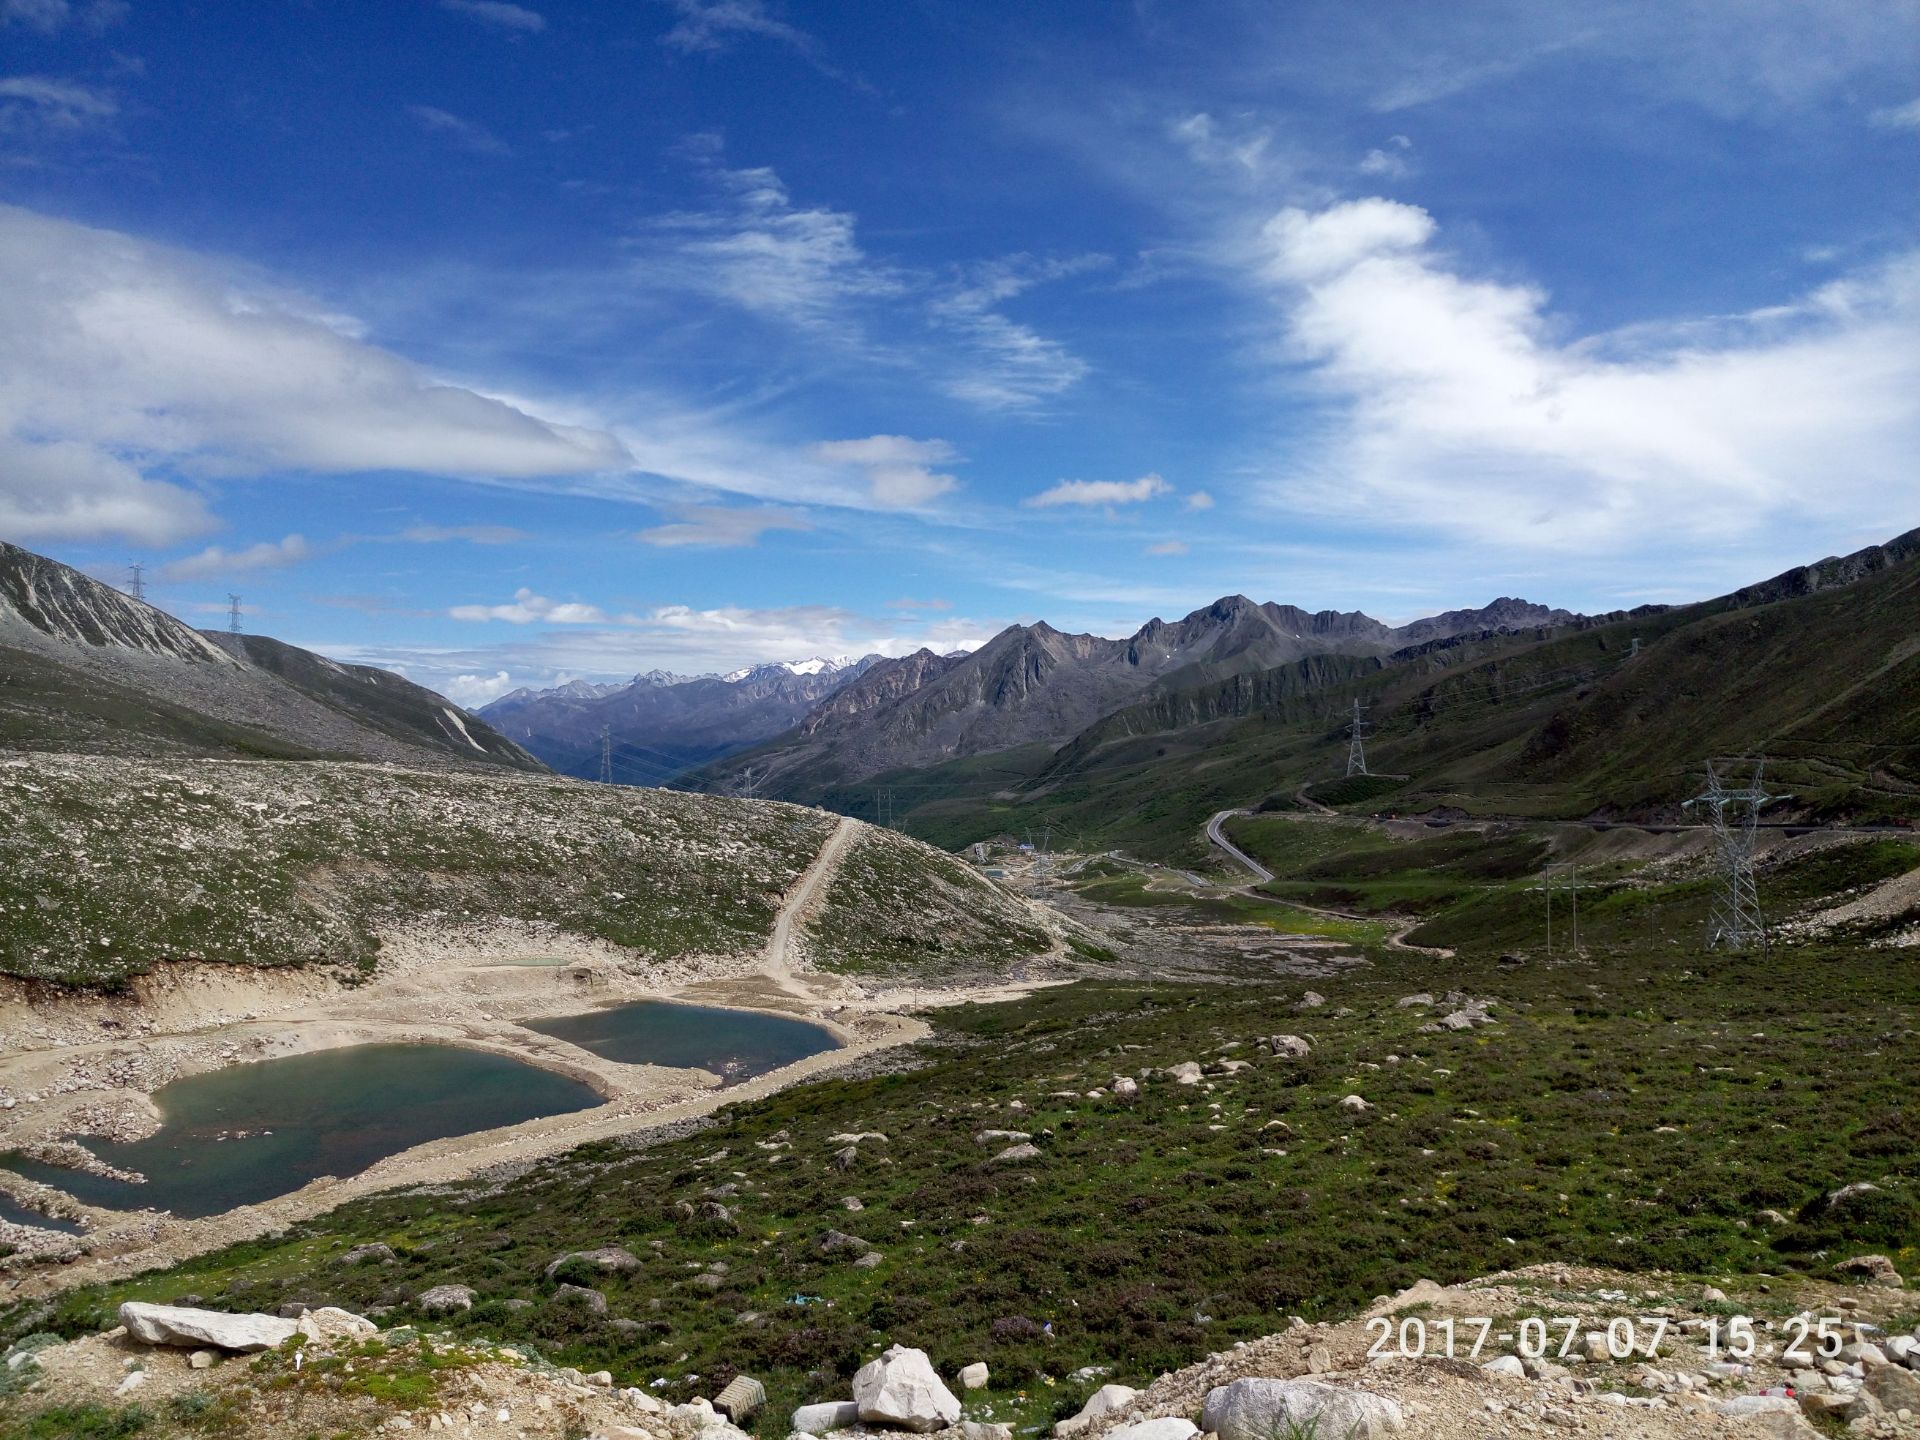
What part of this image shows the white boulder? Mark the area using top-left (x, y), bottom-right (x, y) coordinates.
top-left (792, 1401), bottom-right (859, 1433)
top-left (1056, 1383), bottom-right (1139, 1435)
top-left (1105, 1420), bottom-right (1198, 1440)
top-left (1203, 1378), bottom-right (1404, 1440)
top-left (959, 1362), bottom-right (990, 1390)
top-left (118, 1302), bottom-right (298, 1353)
top-left (295, 1306), bottom-right (379, 1343)
top-left (853, 1345), bottom-right (963, 1433)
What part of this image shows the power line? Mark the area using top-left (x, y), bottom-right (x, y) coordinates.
top-left (1684, 758), bottom-right (1785, 951)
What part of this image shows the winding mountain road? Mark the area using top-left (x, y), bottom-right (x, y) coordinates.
top-left (760, 815), bottom-right (858, 997)
top-left (1204, 808), bottom-right (1273, 884)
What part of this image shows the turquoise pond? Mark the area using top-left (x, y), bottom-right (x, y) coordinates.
top-left (1, 1043), bottom-right (600, 1219)
top-left (523, 1000), bottom-right (839, 1079)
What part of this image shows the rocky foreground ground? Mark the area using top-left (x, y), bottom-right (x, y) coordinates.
top-left (7, 1263), bottom-right (1917, 1439)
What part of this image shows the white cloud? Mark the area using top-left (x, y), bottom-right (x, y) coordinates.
top-left (407, 104), bottom-right (510, 155)
top-left (1358, 135), bottom-right (1414, 177)
top-left (0, 75), bottom-right (115, 131)
top-left (1024, 473), bottom-right (1172, 508)
top-left (444, 670), bottom-right (519, 706)
top-left (439, 0), bottom-right (545, 33)
top-left (931, 256), bottom-right (1099, 411)
top-left (0, 435), bottom-right (214, 546)
top-left (812, 435), bottom-right (959, 508)
top-left (1145, 539), bottom-right (1189, 556)
top-left (450, 588), bottom-right (610, 624)
top-left (661, 0), bottom-right (814, 55)
top-left (1184, 490), bottom-right (1216, 510)
top-left (637, 503), bottom-right (812, 548)
top-left (160, 534), bottom-right (311, 581)
top-left (1251, 197), bottom-right (1920, 550)
top-left (1871, 98), bottom-right (1920, 130)
top-left (0, 205), bottom-right (628, 542)
top-left (885, 596), bottom-right (952, 611)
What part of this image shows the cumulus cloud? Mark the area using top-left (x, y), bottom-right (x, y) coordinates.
top-left (1184, 490), bottom-right (1216, 510)
top-left (813, 435), bottom-right (959, 508)
top-left (444, 670), bottom-right (519, 706)
top-left (407, 104), bottom-right (510, 155)
top-left (1358, 135), bottom-right (1414, 178)
top-left (439, 0), bottom-right (545, 33)
top-left (637, 503), bottom-right (812, 547)
top-left (1024, 473), bottom-right (1172, 508)
top-left (450, 588), bottom-right (610, 624)
top-left (1252, 197), bottom-right (1920, 550)
top-left (0, 205), bottom-right (627, 543)
top-left (160, 534), bottom-right (312, 581)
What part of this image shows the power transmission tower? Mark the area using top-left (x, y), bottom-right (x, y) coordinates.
top-left (1345, 699), bottom-right (1370, 777)
top-left (1534, 864), bottom-right (1584, 956)
top-left (599, 725), bottom-right (612, 785)
top-left (227, 594), bottom-right (243, 634)
top-left (1684, 758), bottom-right (1782, 951)
top-left (739, 765), bottom-right (761, 800)
top-left (125, 562), bottom-right (145, 603)
top-left (1629, 636), bottom-right (1641, 659)
top-left (874, 788), bottom-right (895, 828)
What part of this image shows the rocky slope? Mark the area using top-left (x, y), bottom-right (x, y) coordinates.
top-left (0, 539), bottom-right (540, 770)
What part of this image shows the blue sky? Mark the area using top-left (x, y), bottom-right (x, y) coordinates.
top-left (2, 0), bottom-right (1916, 704)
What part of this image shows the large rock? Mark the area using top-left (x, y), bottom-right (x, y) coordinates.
top-left (1056, 1384), bottom-right (1140, 1436)
top-left (118, 1302), bottom-right (298, 1353)
top-left (1866, 1364), bottom-right (1920, 1412)
top-left (792, 1401), bottom-right (859, 1433)
top-left (959, 1361), bottom-right (990, 1390)
top-left (1203, 1378), bottom-right (1404, 1440)
top-left (417, 1284), bottom-right (476, 1314)
top-left (1164, 1062), bottom-right (1204, 1085)
top-left (993, 1143), bottom-right (1043, 1164)
top-left (1835, 1254), bottom-right (1905, 1287)
top-left (1106, 1421), bottom-right (1198, 1440)
top-left (853, 1344), bottom-right (962, 1433)
top-left (545, 1246), bottom-right (643, 1281)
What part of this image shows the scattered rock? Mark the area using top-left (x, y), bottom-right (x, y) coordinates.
top-left (819, 1229), bottom-right (873, 1257)
top-left (544, 1246), bottom-right (643, 1281)
top-left (1105, 1421), bottom-right (1198, 1440)
top-left (1835, 1254), bottom-right (1905, 1287)
top-left (1164, 1062), bottom-right (1204, 1085)
top-left (1203, 1378), bottom-right (1403, 1440)
top-left (188, 1349), bottom-right (217, 1370)
top-left (1263, 1035), bottom-right (1311, 1059)
top-left (296, 1306), bottom-right (379, 1343)
top-left (1482, 1355), bottom-right (1526, 1379)
top-left (852, 1344), bottom-right (962, 1433)
top-left (1056, 1383), bottom-right (1140, 1436)
top-left (974, 1130), bottom-right (1032, 1146)
top-left (118, 1302), bottom-right (298, 1352)
top-left (1295, 992), bottom-right (1325, 1010)
top-left (959, 1362), bottom-right (990, 1390)
top-left (552, 1283), bottom-right (608, 1315)
top-left (338, 1242), bottom-right (397, 1266)
top-left (791, 1401), bottom-right (860, 1433)
top-left (993, 1143), bottom-right (1044, 1164)
top-left (714, 1374), bottom-right (766, 1421)
top-left (1338, 1095), bottom-right (1373, 1114)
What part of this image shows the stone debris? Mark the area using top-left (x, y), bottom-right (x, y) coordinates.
top-left (1057, 1383), bottom-right (1141, 1436)
top-left (1203, 1377), bottom-right (1403, 1440)
top-left (416, 1284), bottom-right (476, 1314)
top-left (546, 1246), bottom-right (645, 1280)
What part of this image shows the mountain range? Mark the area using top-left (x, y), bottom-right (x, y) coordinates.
top-left (0, 540), bottom-right (538, 771)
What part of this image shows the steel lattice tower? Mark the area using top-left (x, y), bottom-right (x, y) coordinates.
top-left (1685, 758), bottom-right (1780, 950)
top-left (1345, 699), bottom-right (1370, 777)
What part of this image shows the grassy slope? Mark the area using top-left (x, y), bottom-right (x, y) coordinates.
top-left (12, 951), bottom-right (1916, 1436)
top-left (0, 756), bottom-right (846, 988)
top-left (803, 827), bottom-right (1055, 978)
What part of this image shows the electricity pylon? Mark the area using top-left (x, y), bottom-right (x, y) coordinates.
top-left (227, 594), bottom-right (243, 634)
top-left (1685, 758), bottom-right (1782, 951)
top-left (1345, 699), bottom-right (1370, 777)
top-left (599, 725), bottom-right (612, 785)
top-left (126, 562), bottom-right (145, 603)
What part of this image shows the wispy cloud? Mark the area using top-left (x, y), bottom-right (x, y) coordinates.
top-left (1024, 473), bottom-right (1171, 508)
top-left (932, 255), bottom-right (1100, 412)
top-left (660, 0), bottom-right (813, 56)
top-left (439, 0), bottom-right (545, 34)
top-left (160, 534), bottom-right (313, 581)
top-left (1358, 134), bottom-right (1414, 178)
top-left (407, 104), bottom-right (511, 156)
top-left (0, 0), bottom-right (124, 36)
top-left (637, 503), bottom-right (813, 547)
top-left (1145, 539), bottom-right (1188, 556)
top-left (0, 74), bottom-right (116, 132)
top-left (0, 204), bottom-right (627, 544)
top-left (1871, 97), bottom-right (1920, 130)
top-left (395, 523), bottom-right (530, 545)
top-left (1184, 490), bottom-right (1215, 510)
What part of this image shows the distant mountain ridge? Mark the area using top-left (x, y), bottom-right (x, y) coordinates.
top-left (698, 594), bottom-right (1587, 795)
top-left (480, 653), bottom-right (884, 784)
top-left (0, 539), bottom-right (541, 769)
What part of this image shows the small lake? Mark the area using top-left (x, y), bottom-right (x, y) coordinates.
top-left (0, 1192), bottom-right (83, 1234)
top-left (524, 1000), bottom-right (839, 1081)
top-left (0, 1043), bottom-right (599, 1218)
